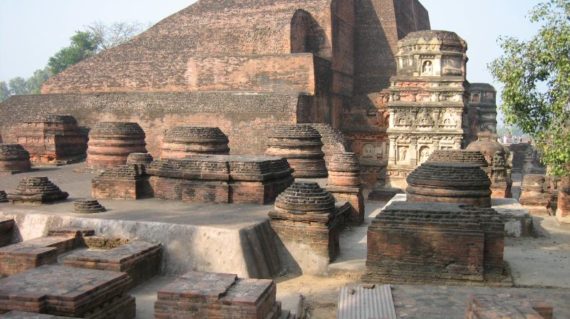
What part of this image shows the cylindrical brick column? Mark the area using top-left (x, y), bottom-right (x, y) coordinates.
top-left (406, 163), bottom-right (492, 207)
top-left (266, 125), bottom-right (327, 178)
top-left (0, 144), bottom-right (32, 174)
top-left (161, 126), bottom-right (229, 159)
top-left (328, 152), bottom-right (360, 187)
top-left (87, 122), bottom-right (147, 169)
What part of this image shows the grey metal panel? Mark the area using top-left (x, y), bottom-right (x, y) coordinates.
top-left (337, 284), bottom-right (397, 319)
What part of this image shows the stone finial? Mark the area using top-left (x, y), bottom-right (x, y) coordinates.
top-left (74, 199), bottom-right (106, 214)
top-left (8, 177), bottom-right (69, 204)
top-left (406, 163), bottom-right (492, 207)
top-left (266, 125), bottom-right (327, 178)
top-left (274, 182), bottom-right (335, 214)
top-left (87, 122), bottom-right (147, 169)
top-left (161, 126), bottom-right (230, 159)
top-left (0, 144), bottom-right (32, 174)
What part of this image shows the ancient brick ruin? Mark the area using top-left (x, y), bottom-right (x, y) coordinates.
top-left (519, 174), bottom-right (551, 215)
top-left (73, 198), bottom-right (106, 214)
top-left (310, 124), bottom-right (348, 167)
top-left (385, 30), bottom-right (468, 189)
top-left (366, 201), bottom-right (505, 284)
top-left (86, 122), bottom-right (147, 169)
top-left (91, 165), bottom-right (149, 200)
top-left (465, 83), bottom-right (498, 146)
top-left (406, 163), bottom-right (492, 207)
top-left (155, 271), bottom-right (282, 319)
top-left (266, 125), bottom-right (328, 178)
top-left (161, 126), bottom-right (230, 159)
top-left (269, 182), bottom-right (342, 274)
top-left (63, 239), bottom-right (162, 288)
top-left (0, 144), bottom-right (31, 175)
top-left (7, 177), bottom-right (69, 204)
top-left (145, 155), bottom-right (294, 204)
top-left (466, 294), bottom-right (553, 319)
top-left (326, 152), bottom-right (365, 225)
top-left (0, 265), bottom-right (136, 318)
top-left (0, 231), bottom-right (81, 276)
top-left (466, 133), bottom-right (513, 198)
top-left (5, 115), bottom-right (87, 165)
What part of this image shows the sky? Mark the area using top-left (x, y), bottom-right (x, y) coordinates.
top-left (1, 0), bottom-right (541, 90)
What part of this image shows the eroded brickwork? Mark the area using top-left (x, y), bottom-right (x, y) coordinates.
top-left (155, 271), bottom-right (282, 319)
top-left (87, 122), bottom-right (147, 169)
top-left (7, 177), bottom-right (69, 205)
top-left (266, 125), bottom-right (327, 178)
top-left (91, 165), bottom-right (150, 200)
top-left (365, 201), bottom-right (505, 284)
top-left (161, 126), bottom-right (229, 159)
top-left (0, 144), bottom-right (31, 175)
top-left (466, 294), bottom-right (553, 319)
top-left (269, 182), bottom-right (343, 274)
top-left (4, 115), bottom-right (87, 165)
top-left (326, 152), bottom-right (365, 225)
top-left (63, 240), bottom-right (162, 288)
top-left (0, 265), bottom-right (135, 318)
top-left (145, 156), bottom-right (293, 204)
top-left (406, 163), bottom-right (492, 207)
top-left (520, 174), bottom-right (551, 215)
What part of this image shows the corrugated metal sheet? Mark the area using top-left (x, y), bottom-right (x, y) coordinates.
top-left (337, 284), bottom-right (397, 319)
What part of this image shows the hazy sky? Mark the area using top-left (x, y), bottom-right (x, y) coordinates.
top-left (1, 0), bottom-right (541, 90)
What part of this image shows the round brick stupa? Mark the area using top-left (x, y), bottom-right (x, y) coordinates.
top-left (161, 126), bottom-right (229, 159)
top-left (266, 125), bottom-right (327, 178)
top-left (328, 152), bottom-right (361, 187)
top-left (274, 182), bottom-right (335, 215)
top-left (74, 199), bottom-right (106, 214)
top-left (406, 163), bottom-right (492, 207)
top-left (0, 144), bottom-right (32, 174)
top-left (8, 177), bottom-right (69, 204)
top-left (87, 122), bottom-right (147, 169)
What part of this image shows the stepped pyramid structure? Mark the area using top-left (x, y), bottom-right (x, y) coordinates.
top-left (0, 0), bottom-right (429, 182)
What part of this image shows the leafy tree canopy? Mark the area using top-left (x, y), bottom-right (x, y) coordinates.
top-left (489, 0), bottom-right (570, 176)
top-left (0, 21), bottom-right (146, 102)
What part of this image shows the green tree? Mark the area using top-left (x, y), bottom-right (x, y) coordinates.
top-left (0, 81), bottom-right (9, 102)
top-left (47, 31), bottom-right (99, 75)
top-left (27, 68), bottom-right (52, 94)
top-left (8, 77), bottom-right (29, 95)
top-left (87, 21), bottom-right (146, 51)
top-left (489, 0), bottom-right (570, 176)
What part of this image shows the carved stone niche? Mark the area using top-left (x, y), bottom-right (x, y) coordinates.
top-left (395, 31), bottom-right (468, 78)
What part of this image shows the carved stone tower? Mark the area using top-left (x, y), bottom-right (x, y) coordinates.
top-left (465, 83), bottom-right (498, 146)
top-left (386, 30), bottom-right (468, 189)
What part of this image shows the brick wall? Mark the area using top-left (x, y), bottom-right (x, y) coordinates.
top-left (0, 92), bottom-right (300, 156)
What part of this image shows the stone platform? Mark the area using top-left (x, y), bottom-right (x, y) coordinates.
top-left (0, 164), bottom-right (292, 279)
